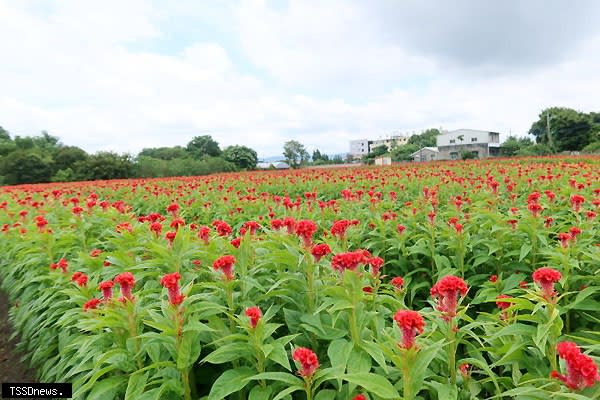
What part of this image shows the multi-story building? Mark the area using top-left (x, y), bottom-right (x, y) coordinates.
top-left (436, 129), bottom-right (501, 160)
top-left (349, 135), bottom-right (408, 158)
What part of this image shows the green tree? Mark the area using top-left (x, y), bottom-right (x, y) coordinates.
top-left (0, 150), bottom-right (54, 184)
top-left (138, 146), bottom-right (187, 160)
top-left (516, 143), bottom-right (553, 156)
top-left (222, 145), bottom-right (258, 170)
top-left (391, 144), bottom-right (419, 161)
top-left (0, 126), bottom-right (10, 141)
top-left (500, 136), bottom-right (534, 156)
top-left (53, 146), bottom-right (88, 173)
top-left (0, 126), bottom-right (15, 156)
top-left (73, 152), bottom-right (133, 180)
top-left (407, 128), bottom-right (440, 148)
top-left (581, 141), bottom-right (600, 154)
top-left (186, 135), bottom-right (221, 158)
top-left (283, 140), bottom-right (309, 168)
top-left (529, 107), bottom-right (594, 152)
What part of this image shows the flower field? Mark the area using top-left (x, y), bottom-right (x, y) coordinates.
top-left (1, 157), bottom-right (599, 400)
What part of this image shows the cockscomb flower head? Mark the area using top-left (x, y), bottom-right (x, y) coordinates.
top-left (393, 309), bottom-right (425, 349)
top-left (213, 255), bottom-right (236, 280)
top-left (115, 272), bottom-right (135, 301)
top-left (160, 272), bottom-right (184, 306)
top-left (532, 267), bottom-right (561, 300)
top-left (245, 306), bottom-right (262, 328)
top-left (551, 341), bottom-right (600, 390)
top-left (311, 243), bottom-right (331, 262)
top-left (292, 347), bottom-right (319, 378)
top-left (430, 275), bottom-right (468, 319)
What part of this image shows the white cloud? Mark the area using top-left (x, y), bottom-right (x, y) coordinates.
top-left (0, 0), bottom-right (599, 159)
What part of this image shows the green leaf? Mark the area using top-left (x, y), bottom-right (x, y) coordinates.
top-left (267, 343), bottom-right (291, 371)
top-left (519, 243), bottom-right (532, 262)
top-left (177, 331), bottom-right (202, 369)
top-left (87, 376), bottom-right (127, 400)
top-left (314, 389), bottom-right (337, 400)
top-left (202, 342), bottom-right (253, 364)
top-left (125, 371), bottom-right (149, 400)
top-left (249, 385), bottom-right (273, 400)
top-left (340, 373), bottom-right (400, 399)
top-left (272, 386), bottom-right (303, 400)
top-left (427, 381), bottom-right (458, 400)
top-left (208, 367), bottom-right (254, 400)
top-left (408, 339), bottom-right (445, 396)
top-left (244, 372), bottom-right (303, 386)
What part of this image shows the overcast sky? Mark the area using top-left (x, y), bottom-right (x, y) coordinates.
top-left (1, 0), bottom-right (599, 158)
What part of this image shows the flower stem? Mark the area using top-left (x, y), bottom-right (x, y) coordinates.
top-left (448, 321), bottom-right (457, 385)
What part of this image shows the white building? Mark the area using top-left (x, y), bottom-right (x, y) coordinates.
top-left (410, 147), bottom-right (439, 162)
top-left (349, 134), bottom-right (409, 158)
top-left (436, 129), bottom-right (501, 160)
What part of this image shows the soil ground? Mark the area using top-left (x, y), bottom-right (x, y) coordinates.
top-left (0, 287), bottom-right (37, 394)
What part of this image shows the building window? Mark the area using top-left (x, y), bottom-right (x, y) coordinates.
top-left (450, 152), bottom-right (458, 160)
top-left (450, 139), bottom-right (455, 144)
top-left (471, 138), bottom-right (477, 142)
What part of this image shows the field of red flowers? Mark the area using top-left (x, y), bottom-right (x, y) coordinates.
top-left (1, 157), bottom-right (599, 400)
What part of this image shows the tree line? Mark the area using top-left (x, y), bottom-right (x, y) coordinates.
top-left (0, 129), bottom-right (259, 185)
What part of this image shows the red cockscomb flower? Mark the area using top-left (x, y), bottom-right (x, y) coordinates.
top-left (71, 272), bottom-right (88, 287)
top-left (393, 309), bottom-right (425, 349)
top-left (295, 220), bottom-right (318, 247)
top-left (430, 275), bottom-right (469, 319)
top-left (551, 341), bottom-right (600, 390)
top-left (292, 347), bottom-right (319, 378)
top-left (98, 280), bottom-right (114, 300)
top-left (83, 298), bottom-right (101, 311)
top-left (532, 267), bottom-right (561, 300)
top-left (114, 272), bottom-right (135, 301)
top-left (352, 395), bottom-right (367, 400)
top-left (331, 250), bottom-right (368, 272)
top-left (89, 249), bottom-right (102, 257)
top-left (213, 255), bottom-right (236, 280)
top-left (197, 225), bottom-right (210, 244)
top-left (570, 195), bottom-right (585, 212)
top-left (368, 257), bottom-right (384, 276)
top-left (496, 294), bottom-right (512, 310)
top-left (390, 276), bottom-right (404, 290)
top-left (245, 306), bottom-right (262, 328)
top-left (160, 272), bottom-right (184, 306)
top-left (311, 243), bottom-right (331, 262)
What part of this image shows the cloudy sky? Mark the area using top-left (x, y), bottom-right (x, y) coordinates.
top-left (1, 0), bottom-right (599, 158)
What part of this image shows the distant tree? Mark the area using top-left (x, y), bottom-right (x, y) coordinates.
top-left (460, 150), bottom-right (477, 160)
top-left (515, 143), bottom-right (553, 156)
top-left (0, 126), bottom-right (10, 141)
top-left (53, 146), bottom-right (88, 173)
top-left (407, 128), bottom-right (440, 148)
top-left (222, 145), bottom-right (258, 170)
top-left (0, 150), bottom-right (53, 184)
top-left (186, 135), bottom-right (221, 158)
top-left (581, 141), bottom-right (600, 154)
top-left (500, 136), bottom-right (534, 156)
top-left (73, 152), bottom-right (133, 180)
top-left (32, 131), bottom-right (61, 151)
top-left (14, 136), bottom-right (35, 150)
top-left (369, 145), bottom-right (388, 157)
top-left (138, 146), bottom-right (187, 160)
top-left (529, 107), bottom-right (594, 152)
top-left (283, 140), bottom-right (309, 168)
top-left (0, 127), bottom-right (15, 156)
top-left (332, 154), bottom-right (343, 164)
top-left (391, 144), bottom-right (419, 161)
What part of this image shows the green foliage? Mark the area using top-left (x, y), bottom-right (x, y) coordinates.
top-left (0, 150), bottom-right (54, 184)
top-left (500, 136), bottom-right (534, 156)
top-left (283, 140), bottom-right (309, 168)
top-left (460, 150), bottom-right (478, 160)
top-left (72, 151), bottom-right (134, 181)
top-left (581, 141), bottom-right (600, 154)
top-left (529, 107), bottom-right (597, 152)
top-left (515, 143), bottom-right (553, 156)
top-left (186, 135), bottom-right (222, 158)
top-left (138, 146), bottom-right (187, 160)
top-left (53, 146), bottom-right (88, 174)
top-left (222, 145), bottom-right (258, 170)
top-left (391, 143), bottom-right (419, 161)
top-left (408, 128), bottom-right (440, 148)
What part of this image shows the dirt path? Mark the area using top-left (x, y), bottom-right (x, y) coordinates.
top-left (0, 287), bottom-right (37, 385)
